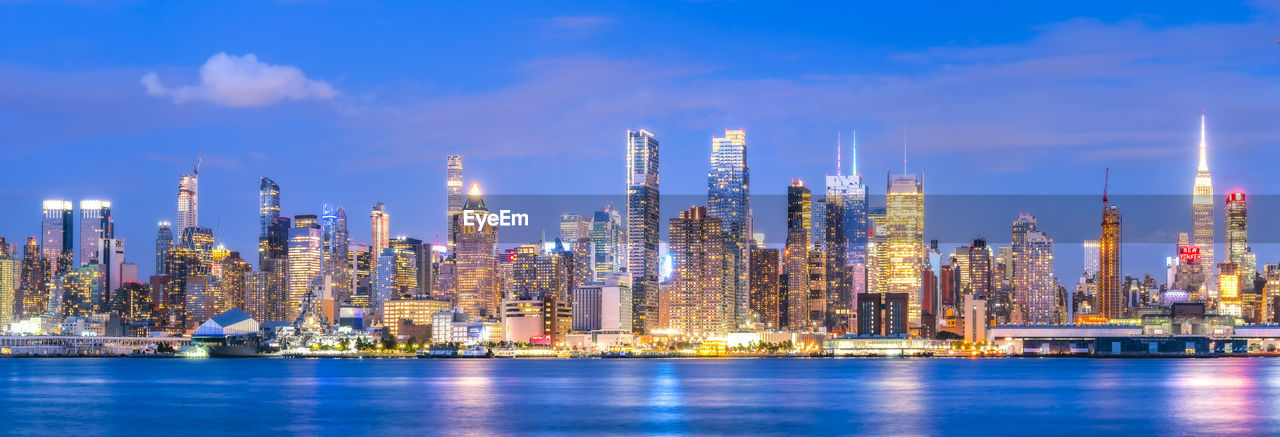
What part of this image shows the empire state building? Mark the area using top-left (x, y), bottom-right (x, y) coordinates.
top-left (1192, 113), bottom-right (1215, 298)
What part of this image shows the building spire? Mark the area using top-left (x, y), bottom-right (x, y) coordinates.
top-left (851, 130), bottom-right (858, 177)
top-left (1198, 112), bottom-right (1208, 172)
top-left (836, 131), bottom-right (842, 175)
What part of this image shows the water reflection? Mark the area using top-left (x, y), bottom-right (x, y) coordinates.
top-left (1167, 360), bottom-right (1262, 434)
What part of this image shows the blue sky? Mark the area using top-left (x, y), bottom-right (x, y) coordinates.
top-left (2, 1), bottom-right (1279, 279)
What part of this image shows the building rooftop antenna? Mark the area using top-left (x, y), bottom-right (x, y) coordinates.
top-left (1102, 168), bottom-right (1110, 204)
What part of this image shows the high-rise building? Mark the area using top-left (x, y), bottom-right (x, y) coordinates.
top-left (1017, 231), bottom-right (1056, 324)
top-left (41, 199), bottom-right (74, 275)
top-left (259, 177), bottom-right (280, 238)
top-left (667, 206), bottom-right (732, 335)
top-left (371, 202), bottom-right (390, 254)
top-left (60, 265), bottom-right (100, 318)
top-left (286, 218), bottom-right (323, 322)
top-left (155, 221), bottom-right (173, 276)
top-left (446, 155), bottom-right (464, 249)
top-left (824, 133), bottom-right (867, 329)
top-left (626, 129), bottom-right (660, 334)
top-left (707, 128), bottom-right (750, 329)
top-left (967, 239), bottom-right (992, 299)
top-left (0, 245), bottom-right (15, 327)
top-left (78, 199), bottom-right (112, 266)
top-left (98, 238), bottom-right (125, 307)
top-left (571, 273), bottom-right (632, 333)
top-left (456, 183), bottom-right (499, 319)
top-left (259, 216), bottom-right (290, 269)
top-left (591, 203), bottom-right (625, 277)
top-left (885, 173), bottom-right (924, 331)
top-left (19, 236), bottom-right (47, 318)
top-left (748, 243), bottom-right (781, 329)
top-left (1082, 239), bottom-right (1100, 277)
top-left (180, 227), bottom-right (215, 269)
top-left (785, 180), bottom-right (812, 330)
top-left (1225, 192), bottom-right (1251, 276)
top-left (1191, 114), bottom-right (1215, 296)
top-left (1099, 192), bottom-right (1123, 319)
top-left (177, 164), bottom-right (199, 233)
top-left (322, 204), bottom-right (352, 303)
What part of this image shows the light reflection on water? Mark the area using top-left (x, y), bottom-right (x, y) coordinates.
top-left (2, 358), bottom-right (1280, 435)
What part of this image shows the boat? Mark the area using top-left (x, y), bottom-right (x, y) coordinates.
top-left (417, 345), bottom-right (492, 358)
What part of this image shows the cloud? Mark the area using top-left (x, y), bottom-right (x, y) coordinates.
top-left (142, 52), bottom-right (336, 107)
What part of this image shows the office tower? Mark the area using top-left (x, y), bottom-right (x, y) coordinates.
top-left (807, 246), bottom-right (826, 327)
top-left (155, 221), bottom-right (173, 276)
top-left (370, 202), bottom-right (390, 254)
top-left (78, 199), bottom-right (112, 266)
top-left (1017, 231), bottom-right (1056, 324)
top-left (1082, 240), bottom-right (1100, 276)
top-left (749, 244), bottom-right (781, 329)
top-left (160, 246), bottom-right (203, 330)
top-left (1266, 268), bottom-right (1280, 323)
top-left (0, 245), bottom-right (14, 327)
top-left (569, 238), bottom-right (594, 289)
top-left (707, 128), bottom-right (751, 329)
top-left (98, 238), bottom-right (125, 307)
top-left (1191, 114), bottom-right (1214, 295)
top-left (322, 205), bottom-right (352, 303)
top-left (456, 184), bottom-right (499, 319)
top-left (509, 242), bottom-right (572, 301)
top-left (785, 180), bottom-right (812, 330)
top-left (177, 156), bottom-right (200, 233)
top-left (1099, 186), bottom-right (1123, 319)
top-left (560, 213), bottom-right (592, 242)
top-left (1010, 213), bottom-right (1036, 278)
top-left (811, 198), bottom-right (826, 250)
top-left (218, 252), bottom-right (250, 313)
top-left (667, 206), bottom-right (731, 335)
top-left (571, 273), bottom-right (632, 332)
top-left (1225, 192), bottom-right (1252, 275)
top-left (885, 172), bottom-right (925, 331)
top-left (968, 239), bottom-right (993, 298)
top-left (19, 236), bottom-right (46, 318)
top-left (626, 129), bottom-right (660, 334)
top-left (286, 218), bottom-right (323, 322)
top-left (446, 155), bottom-right (464, 248)
top-left (591, 203), bottom-right (625, 277)
top-left (180, 227), bottom-right (215, 270)
top-left (111, 282), bottom-right (151, 325)
top-left (60, 265), bottom-right (100, 318)
top-left (825, 134), bottom-right (867, 329)
top-left (388, 237), bottom-right (423, 296)
top-left (41, 199), bottom-right (74, 275)
top-left (374, 248), bottom-right (398, 312)
top-left (259, 216), bottom-right (290, 268)
top-left (259, 177), bottom-right (280, 237)
top-left (245, 270), bottom-right (284, 322)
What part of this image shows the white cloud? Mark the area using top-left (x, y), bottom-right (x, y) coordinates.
top-left (142, 52), bottom-right (335, 107)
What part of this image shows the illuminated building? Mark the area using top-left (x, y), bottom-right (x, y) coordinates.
top-left (161, 247), bottom-right (203, 330)
top-left (707, 128), bottom-right (751, 329)
top-left (824, 133), bottom-right (867, 330)
top-left (806, 247), bottom-right (826, 328)
top-left (1265, 268), bottom-right (1280, 323)
top-left (218, 252), bottom-right (249, 313)
top-left (967, 239), bottom-right (992, 299)
top-left (1218, 263), bottom-right (1239, 301)
top-left (0, 248), bottom-right (14, 327)
top-left (591, 203), bottom-right (625, 277)
top-left (370, 202), bottom-right (390, 254)
top-left (668, 206), bottom-right (732, 335)
top-left (1082, 239), bottom-right (1099, 277)
top-left (110, 281), bottom-right (152, 326)
top-left (389, 237), bottom-right (423, 296)
top-left (286, 219), bottom-right (322, 321)
top-left (455, 183), bottom-right (499, 319)
top-left (245, 270), bottom-right (285, 322)
top-left (1099, 190), bottom-right (1123, 319)
top-left (183, 276), bottom-right (219, 330)
top-left (177, 172), bottom-right (198, 233)
top-left (180, 227), bottom-right (215, 272)
top-left (785, 180), bottom-right (812, 330)
top-left (748, 243), bottom-right (781, 329)
top-left (321, 205), bottom-right (353, 303)
top-left (502, 297), bottom-right (572, 342)
top-left (41, 199), bottom-right (73, 275)
top-left (258, 216), bottom-right (290, 268)
top-left (98, 238), bottom-right (125, 306)
top-left (571, 273), bottom-right (632, 332)
top-left (446, 154), bottom-right (464, 249)
top-left (383, 297), bottom-right (452, 339)
top-left (78, 199), bottom-right (112, 266)
top-left (155, 221), bottom-right (173, 276)
top-left (1017, 231), bottom-right (1056, 324)
top-left (19, 236), bottom-right (48, 319)
top-left (1010, 214), bottom-right (1036, 295)
top-left (259, 177), bottom-right (280, 238)
top-left (963, 295), bottom-right (988, 343)
top-left (60, 264), bottom-right (100, 318)
top-left (1225, 192), bottom-right (1254, 286)
top-left (885, 173), bottom-right (924, 331)
top-left (1191, 114), bottom-right (1215, 296)
top-left (856, 292), bottom-right (908, 336)
top-left (626, 129), bottom-right (660, 334)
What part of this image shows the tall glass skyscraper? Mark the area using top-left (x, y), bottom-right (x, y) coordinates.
top-left (785, 180), bottom-right (811, 330)
top-left (41, 199), bottom-right (73, 276)
top-left (707, 128), bottom-right (750, 329)
top-left (591, 203), bottom-right (624, 277)
top-left (626, 129), bottom-right (660, 334)
top-left (456, 183), bottom-right (499, 318)
top-left (177, 172), bottom-right (199, 233)
top-left (155, 221), bottom-right (173, 276)
top-left (287, 218), bottom-right (323, 322)
top-left (371, 202), bottom-right (390, 254)
top-left (259, 177), bottom-right (280, 238)
top-left (885, 173), bottom-right (924, 331)
top-left (446, 155), bottom-right (464, 249)
top-left (823, 132), bottom-right (868, 329)
top-left (78, 199), bottom-right (112, 266)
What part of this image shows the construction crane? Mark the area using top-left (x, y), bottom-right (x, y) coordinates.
top-left (193, 150), bottom-right (204, 176)
top-left (1102, 167), bottom-right (1110, 204)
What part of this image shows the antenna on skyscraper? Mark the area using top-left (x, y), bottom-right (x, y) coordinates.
top-left (836, 131), bottom-right (842, 175)
top-left (851, 130), bottom-right (858, 177)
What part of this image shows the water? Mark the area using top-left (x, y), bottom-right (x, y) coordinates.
top-left (2, 358), bottom-right (1279, 436)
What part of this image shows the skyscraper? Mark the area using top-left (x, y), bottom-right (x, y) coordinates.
top-left (1017, 231), bottom-right (1056, 324)
top-left (41, 200), bottom-right (73, 275)
top-left (0, 243), bottom-right (15, 327)
top-left (591, 203), bottom-right (625, 277)
top-left (749, 242), bottom-right (781, 329)
top-left (707, 128), bottom-right (750, 329)
top-left (824, 132), bottom-right (868, 329)
top-left (78, 199), bottom-right (112, 266)
top-left (456, 183), bottom-right (499, 319)
top-left (371, 202), bottom-right (390, 254)
top-left (446, 154), bottom-right (464, 249)
top-left (19, 236), bottom-right (47, 318)
top-left (667, 206), bottom-right (732, 335)
top-left (286, 218), bottom-right (323, 321)
top-left (1191, 114), bottom-right (1214, 296)
top-left (1099, 183), bottom-right (1123, 319)
top-left (177, 156), bottom-right (200, 233)
top-left (885, 173), bottom-right (924, 331)
top-left (1225, 192), bottom-right (1250, 274)
top-left (785, 180), bottom-right (812, 330)
top-left (1082, 239), bottom-right (1100, 276)
top-left (156, 221), bottom-right (173, 276)
top-left (259, 177), bottom-right (280, 237)
top-left (1011, 213), bottom-right (1037, 316)
top-left (626, 129), bottom-right (660, 334)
